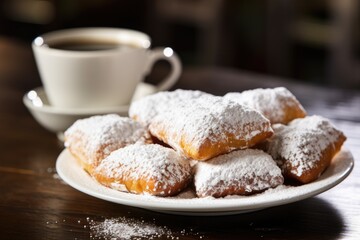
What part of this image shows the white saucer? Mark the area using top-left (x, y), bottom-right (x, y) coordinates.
top-left (23, 82), bottom-right (156, 139)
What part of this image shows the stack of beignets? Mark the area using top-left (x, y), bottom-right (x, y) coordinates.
top-left (64, 87), bottom-right (346, 198)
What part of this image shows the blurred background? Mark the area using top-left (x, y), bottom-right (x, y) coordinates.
top-left (0, 0), bottom-right (359, 88)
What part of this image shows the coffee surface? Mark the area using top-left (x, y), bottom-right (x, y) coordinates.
top-left (48, 38), bottom-right (138, 51)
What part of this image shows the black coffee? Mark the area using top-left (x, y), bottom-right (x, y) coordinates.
top-left (48, 38), bottom-right (136, 51)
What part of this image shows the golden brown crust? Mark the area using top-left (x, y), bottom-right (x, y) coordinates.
top-left (266, 116), bottom-right (347, 184)
top-left (64, 114), bottom-right (149, 174)
top-left (194, 149), bottom-right (284, 198)
top-left (93, 144), bottom-right (192, 197)
top-left (149, 96), bottom-right (274, 161)
top-left (224, 87), bottom-right (307, 124)
top-left (277, 102), bottom-right (307, 124)
top-left (94, 174), bottom-right (192, 197)
top-left (66, 136), bottom-right (114, 175)
top-left (156, 124), bottom-right (274, 161)
top-left (283, 133), bottom-right (346, 183)
top-left (198, 176), bottom-right (284, 198)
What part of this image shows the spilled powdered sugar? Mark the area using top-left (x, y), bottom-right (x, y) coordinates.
top-left (129, 89), bottom-right (210, 126)
top-left (90, 217), bottom-right (163, 240)
top-left (225, 87), bottom-right (306, 123)
top-left (95, 144), bottom-right (191, 194)
top-left (149, 95), bottom-right (272, 156)
top-left (88, 216), bottom-right (205, 240)
top-left (45, 216), bottom-right (204, 239)
top-left (266, 115), bottom-right (344, 176)
top-left (64, 114), bottom-right (147, 164)
top-left (194, 149), bottom-right (283, 197)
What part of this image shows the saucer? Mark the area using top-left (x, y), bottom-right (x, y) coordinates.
top-left (23, 82), bottom-right (156, 139)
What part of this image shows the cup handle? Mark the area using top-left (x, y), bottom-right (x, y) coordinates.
top-left (145, 47), bottom-right (182, 91)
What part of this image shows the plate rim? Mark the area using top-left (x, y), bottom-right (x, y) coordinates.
top-left (56, 148), bottom-right (354, 214)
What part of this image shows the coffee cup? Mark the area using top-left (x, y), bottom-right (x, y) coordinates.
top-left (32, 27), bottom-right (181, 108)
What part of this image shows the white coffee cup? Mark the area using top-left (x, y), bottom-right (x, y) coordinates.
top-left (32, 28), bottom-right (181, 108)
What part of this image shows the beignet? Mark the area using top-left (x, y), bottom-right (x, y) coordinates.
top-left (64, 114), bottom-right (148, 174)
top-left (149, 95), bottom-right (273, 161)
top-left (129, 89), bottom-right (210, 126)
top-left (265, 115), bottom-right (346, 183)
top-left (225, 87), bottom-right (306, 124)
top-left (194, 149), bottom-right (284, 198)
top-left (93, 144), bottom-right (192, 196)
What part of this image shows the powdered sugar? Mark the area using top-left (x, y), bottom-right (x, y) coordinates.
top-left (263, 184), bottom-right (292, 193)
top-left (89, 216), bottom-right (205, 239)
top-left (225, 87), bottom-right (306, 123)
top-left (194, 149), bottom-right (283, 197)
top-left (129, 89), bottom-right (210, 126)
top-left (266, 115), bottom-right (345, 177)
top-left (64, 114), bottom-right (147, 166)
top-left (95, 144), bottom-right (191, 195)
top-left (149, 95), bottom-right (273, 160)
top-left (90, 217), bottom-right (164, 240)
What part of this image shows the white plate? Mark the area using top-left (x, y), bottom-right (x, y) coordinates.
top-left (56, 149), bottom-right (354, 216)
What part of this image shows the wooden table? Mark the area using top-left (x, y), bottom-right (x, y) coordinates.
top-left (1, 37), bottom-right (359, 240)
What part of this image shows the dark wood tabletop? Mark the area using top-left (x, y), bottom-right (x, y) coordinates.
top-left (0, 37), bottom-right (359, 240)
